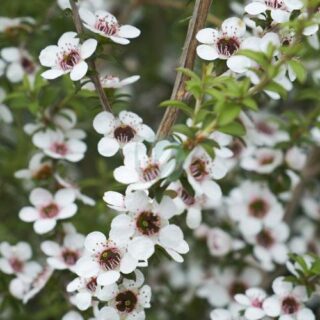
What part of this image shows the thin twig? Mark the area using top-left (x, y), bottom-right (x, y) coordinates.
top-left (156, 0), bottom-right (213, 140)
top-left (69, 0), bottom-right (112, 113)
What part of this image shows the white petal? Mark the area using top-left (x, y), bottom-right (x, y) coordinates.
top-left (54, 188), bottom-right (76, 206)
top-left (120, 253), bottom-right (138, 274)
top-left (113, 166), bottom-right (139, 184)
top-left (128, 237), bottom-right (155, 260)
top-left (41, 241), bottom-right (60, 256)
top-left (80, 38), bottom-right (97, 59)
top-left (1, 47), bottom-right (20, 62)
top-left (97, 270), bottom-right (120, 285)
top-left (84, 231), bottom-right (106, 252)
top-left (263, 296), bottom-right (281, 317)
top-left (118, 25), bottom-right (141, 38)
top-left (93, 111), bottom-right (115, 135)
top-left (19, 207), bottom-right (39, 222)
top-left (7, 63), bottom-right (24, 83)
top-left (39, 45), bottom-right (59, 67)
top-left (196, 28), bottom-right (217, 44)
top-left (41, 68), bottom-right (65, 79)
top-left (245, 2), bottom-right (267, 15)
top-left (97, 307), bottom-right (120, 320)
top-left (70, 61), bottom-right (88, 81)
top-left (34, 219), bottom-right (57, 234)
top-left (97, 136), bottom-right (119, 157)
top-left (30, 188), bottom-right (53, 206)
top-left (196, 45), bottom-right (219, 61)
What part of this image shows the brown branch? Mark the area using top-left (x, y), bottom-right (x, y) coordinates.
top-left (156, 0), bottom-right (213, 140)
top-left (69, 0), bottom-right (112, 113)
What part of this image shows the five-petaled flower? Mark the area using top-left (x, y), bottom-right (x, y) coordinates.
top-left (39, 32), bottom-right (97, 81)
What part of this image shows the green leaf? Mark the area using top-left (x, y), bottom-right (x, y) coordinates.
top-left (176, 67), bottom-right (201, 81)
top-left (218, 122), bottom-right (246, 137)
top-left (160, 100), bottom-right (193, 117)
top-left (200, 141), bottom-right (216, 159)
top-left (172, 124), bottom-right (194, 137)
top-left (236, 49), bottom-right (269, 68)
top-left (288, 59), bottom-right (307, 83)
top-left (217, 105), bottom-right (241, 126)
top-left (265, 81), bottom-right (287, 98)
top-left (242, 97), bottom-right (258, 111)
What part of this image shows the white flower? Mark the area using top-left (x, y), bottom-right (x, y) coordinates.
top-left (244, 112), bottom-right (289, 147)
top-left (263, 277), bottom-right (315, 320)
top-left (240, 147), bottom-right (283, 174)
top-left (74, 231), bottom-right (139, 286)
top-left (24, 108), bottom-right (78, 136)
top-left (9, 265), bottom-right (53, 303)
top-left (244, 222), bottom-right (289, 271)
top-left (15, 153), bottom-right (53, 180)
top-left (104, 190), bottom-right (189, 263)
top-left (58, 0), bottom-right (112, 11)
top-left (67, 277), bottom-right (116, 310)
top-left (227, 181), bottom-right (284, 236)
top-left (206, 228), bottom-right (233, 257)
top-left (55, 174), bottom-right (96, 206)
top-left (196, 17), bottom-right (246, 61)
top-left (0, 242), bottom-right (41, 281)
top-left (285, 147), bottom-right (307, 171)
top-left (170, 181), bottom-right (220, 229)
top-left (93, 111), bottom-right (155, 157)
top-left (210, 308), bottom-right (234, 320)
top-left (245, 0), bottom-right (303, 23)
top-left (183, 146), bottom-right (228, 202)
top-left (62, 311), bottom-right (84, 320)
top-left (39, 32), bottom-right (97, 81)
top-left (197, 267), bottom-right (262, 307)
top-left (235, 288), bottom-right (267, 320)
top-left (19, 188), bottom-right (77, 234)
top-left (114, 141), bottom-right (175, 190)
top-left (41, 232), bottom-right (84, 272)
top-left (0, 16), bottom-right (35, 33)
top-left (32, 129), bottom-right (87, 162)
top-left (302, 192), bottom-right (320, 221)
top-left (1, 47), bottom-right (37, 83)
top-left (79, 9), bottom-right (140, 45)
top-left (83, 74), bottom-right (140, 90)
top-left (0, 87), bottom-right (13, 123)
top-left (91, 270), bottom-right (151, 320)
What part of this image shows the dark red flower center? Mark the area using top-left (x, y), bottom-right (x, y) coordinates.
top-left (136, 211), bottom-right (161, 236)
top-left (33, 164), bottom-right (53, 180)
top-left (256, 229), bottom-right (275, 248)
top-left (62, 249), bottom-right (79, 265)
top-left (115, 290), bottom-right (138, 313)
top-left (99, 248), bottom-right (121, 270)
top-left (142, 163), bottom-right (160, 182)
top-left (229, 281), bottom-right (247, 297)
top-left (282, 296), bottom-right (300, 314)
top-left (114, 125), bottom-right (136, 144)
top-left (95, 19), bottom-right (119, 36)
top-left (259, 155), bottom-right (275, 165)
top-left (86, 277), bottom-right (98, 292)
top-left (190, 159), bottom-right (208, 181)
top-left (265, 0), bottom-right (285, 9)
top-left (256, 121), bottom-right (275, 135)
top-left (180, 189), bottom-right (195, 206)
top-left (217, 37), bottom-right (240, 57)
top-left (21, 56), bottom-right (36, 74)
top-left (41, 203), bottom-right (59, 218)
top-left (60, 50), bottom-right (81, 70)
top-left (51, 142), bottom-right (68, 156)
top-left (10, 258), bottom-right (24, 273)
top-left (249, 198), bottom-right (269, 218)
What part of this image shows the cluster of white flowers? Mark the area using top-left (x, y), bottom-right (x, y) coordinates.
top-left (1, 0), bottom-right (320, 319)
top-left (210, 271), bottom-right (315, 320)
